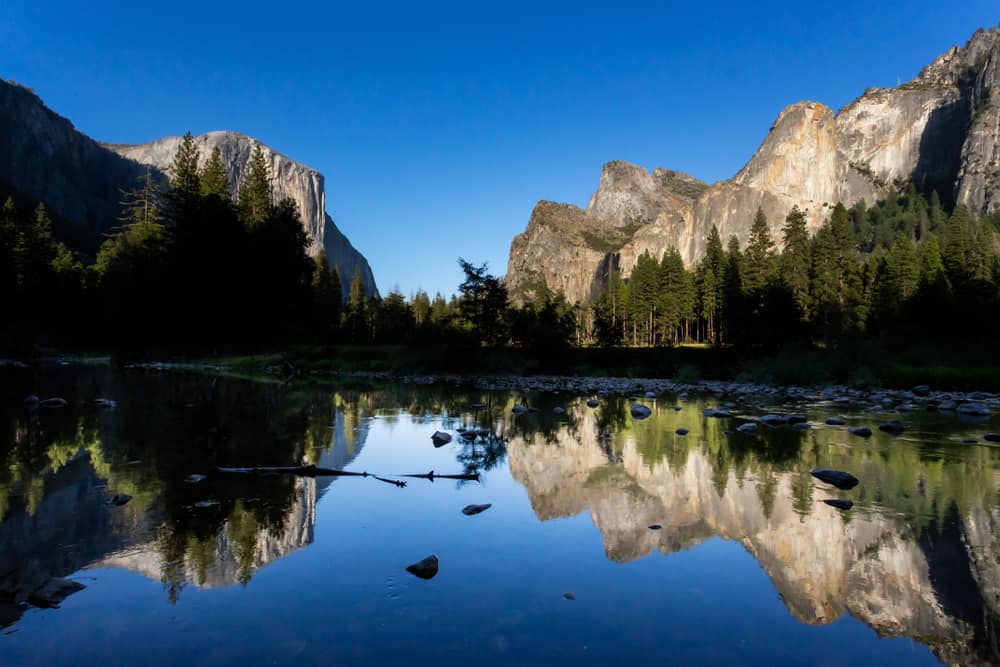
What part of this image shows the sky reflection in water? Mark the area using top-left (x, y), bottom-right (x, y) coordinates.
top-left (1, 367), bottom-right (997, 665)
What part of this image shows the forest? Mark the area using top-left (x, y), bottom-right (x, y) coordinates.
top-left (2, 132), bottom-right (1000, 375)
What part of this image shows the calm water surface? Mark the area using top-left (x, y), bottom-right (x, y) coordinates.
top-left (1, 365), bottom-right (999, 665)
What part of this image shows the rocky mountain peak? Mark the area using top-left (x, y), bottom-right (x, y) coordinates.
top-left (506, 26), bottom-right (1000, 305)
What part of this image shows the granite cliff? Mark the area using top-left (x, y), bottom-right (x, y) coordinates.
top-left (506, 26), bottom-right (1000, 305)
top-left (0, 79), bottom-right (377, 298)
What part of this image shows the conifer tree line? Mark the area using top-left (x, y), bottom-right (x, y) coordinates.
top-left (0, 133), bottom-right (573, 352)
top-left (584, 187), bottom-right (1000, 348)
top-left (3, 137), bottom-right (999, 356)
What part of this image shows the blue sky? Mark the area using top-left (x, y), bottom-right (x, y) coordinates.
top-left (1, 2), bottom-right (997, 297)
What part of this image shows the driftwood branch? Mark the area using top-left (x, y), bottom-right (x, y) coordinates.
top-left (214, 466), bottom-right (477, 484)
top-left (400, 470), bottom-right (481, 481)
top-left (216, 465), bottom-right (365, 477)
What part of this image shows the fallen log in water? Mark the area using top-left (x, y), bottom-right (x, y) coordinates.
top-left (216, 465), bottom-right (365, 477)
top-left (401, 470), bottom-right (480, 481)
top-left (215, 466), bottom-right (477, 484)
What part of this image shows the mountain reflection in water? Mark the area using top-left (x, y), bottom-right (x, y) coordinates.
top-left (0, 366), bottom-right (998, 665)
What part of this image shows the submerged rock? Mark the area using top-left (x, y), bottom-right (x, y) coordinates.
top-left (406, 554), bottom-right (439, 580)
top-left (38, 397), bottom-right (68, 408)
top-left (461, 503), bottom-right (492, 516)
top-left (825, 417), bottom-right (846, 426)
top-left (811, 468), bottom-right (860, 490)
top-left (879, 421), bottom-right (906, 435)
top-left (431, 431), bottom-right (452, 447)
top-left (107, 493), bottom-right (131, 507)
top-left (630, 404), bottom-right (652, 419)
top-left (793, 422), bottom-right (811, 430)
top-left (823, 499), bottom-right (854, 511)
top-left (28, 578), bottom-right (86, 608)
top-left (848, 426), bottom-right (873, 438)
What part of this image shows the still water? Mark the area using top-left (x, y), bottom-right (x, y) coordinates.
top-left (1, 365), bottom-right (998, 665)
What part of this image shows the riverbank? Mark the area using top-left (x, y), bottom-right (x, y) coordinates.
top-left (5, 341), bottom-right (1000, 394)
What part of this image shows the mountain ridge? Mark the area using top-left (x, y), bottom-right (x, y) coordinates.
top-left (0, 79), bottom-right (377, 298)
top-left (506, 25), bottom-right (1000, 305)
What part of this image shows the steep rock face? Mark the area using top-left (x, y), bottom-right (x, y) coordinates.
top-left (506, 165), bottom-right (706, 304)
top-left (106, 132), bottom-right (377, 298)
top-left (506, 27), bottom-right (1000, 304)
top-left (0, 79), bottom-right (377, 298)
top-left (0, 79), bottom-right (150, 235)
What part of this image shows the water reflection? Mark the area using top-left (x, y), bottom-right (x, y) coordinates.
top-left (0, 367), bottom-right (998, 664)
top-left (504, 396), bottom-right (1000, 664)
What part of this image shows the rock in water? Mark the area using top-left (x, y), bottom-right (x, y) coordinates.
top-left (957, 402), bottom-right (991, 416)
top-left (586, 399), bottom-right (600, 408)
top-left (644, 391), bottom-right (657, 399)
top-left (431, 431), bottom-right (452, 447)
top-left (787, 414), bottom-right (808, 425)
top-left (184, 474), bottom-right (206, 484)
top-left (912, 385), bottom-right (931, 397)
top-left (28, 578), bottom-right (85, 608)
top-left (879, 421), bottom-right (906, 435)
top-left (461, 503), bottom-right (492, 516)
top-left (825, 417), bottom-right (846, 426)
top-left (737, 422), bottom-right (758, 434)
top-left (405, 555), bottom-right (439, 580)
top-left (648, 524), bottom-right (662, 530)
top-left (630, 404), bottom-right (652, 419)
top-left (759, 415), bottom-right (787, 427)
top-left (811, 468), bottom-right (860, 490)
top-left (676, 428), bottom-right (689, 436)
top-left (23, 395), bottom-right (39, 405)
top-left (985, 433), bottom-right (1000, 443)
top-left (38, 397), bottom-right (68, 408)
top-left (823, 499), bottom-right (854, 511)
top-left (553, 406), bottom-right (566, 415)
top-left (107, 493), bottom-right (131, 507)
top-left (512, 404), bottom-right (527, 414)
top-left (848, 426), bottom-right (873, 438)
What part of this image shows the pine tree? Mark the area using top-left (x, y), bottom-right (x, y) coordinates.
top-left (200, 146), bottom-right (230, 199)
top-left (168, 131), bottom-right (201, 212)
top-left (697, 261), bottom-right (718, 343)
top-left (918, 235), bottom-right (950, 293)
top-left (237, 143), bottom-right (271, 226)
top-left (348, 265), bottom-right (367, 342)
top-left (721, 235), bottom-right (744, 343)
top-left (412, 290), bottom-right (431, 326)
top-left (744, 207), bottom-right (775, 293)
top-left (943, 204), bottom-right (975, 286)
top-left (0, 198), bottom-right (17, 313)
top-left (312, 250), bottom-right (341, 340)
top-left (780, 205), bottom-right (811, 317)
top-left (877, 236), bottom-right (919, 315)
top-left (118, 167), bottom-right (164, 227)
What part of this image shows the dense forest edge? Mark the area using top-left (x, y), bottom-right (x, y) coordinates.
top-left (3, 133), bottom-right (1000, 389)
